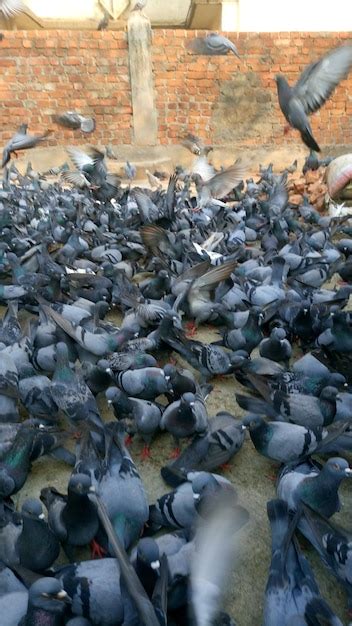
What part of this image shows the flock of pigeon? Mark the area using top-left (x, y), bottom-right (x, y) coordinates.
top-left (1, 0), bottom-right (352, 624)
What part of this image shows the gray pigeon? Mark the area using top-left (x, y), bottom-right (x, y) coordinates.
top-left (203, 33), bottom-right (240, 58)
top-left (161, 412), bottom-right (246, 484)
top-left (56, 558), bottom-right (124, 625)
top-left (53, 111), bottom-right (96, 134)
top-left (276, 44), bottom-right (352, 151)
top-left (243, 414), bottom-right (332, 464)
top-left (2, 124), bottom-right (53, 167)
top-left (277, 457), bottom-right (352, 517)
top-left (148, 471), bottom-right (235, 532)
top-left (40, 473), bottom-right (99, 557)
top-left (264, 499), bottom-right (343, 626)
top-left (89, 423), bottom-right (149, 550)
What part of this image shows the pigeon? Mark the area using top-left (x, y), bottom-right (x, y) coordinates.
top-left (56, 558), bottom-right (124, 625)
top-left (202, 33), bottom-right (240, 58)
top-left (23, 577), bottom-right (70, 624)
top-left (15, 497), bottom-right (61, 571)
top-left (275, 44), bottom-right (352, 151)
top-left (164, 363), bottom-right (197, 399)
top-left (1, 124), bottom-right (53, 167)
top-left (259, 327), bottom-right (292, 364)
top-left (40, 473), bottom-right (99, 558)
top-left (133, 537), bottom-right (161, 598)
top-left (42, 304), bottom-right (137, 356)
top-left (161, 412), bottom-right (246, 485)
top-left (189, 33), bottom-right (240, 58)
top-left (237, 384), bottom-right (339, 428)
top-left (86, 423), bottom-right (149, 550)
top-left (53, 112), bottom-right (96, 134)
top-left (0, 425), bottom-right (41, 496)
top-left (192, 159), bottom-right (247, 208)
top-left (148, 471), bottom-right (236, 532)
top-left (49, 342), bottom-right (104, 431)
top-left (124, 161), bottom-right (137, 180)
top-left (242, 414), bottom-right (332, 464)
top-left (298, 503), bottom-right (352, 610)
top-left (264, 499), bottom-right (343, 626)
top-left (0, 577), bottom-right (70, 626)
top-left (97, 8), bottom-right (109, 30)
top-left (160, 392), bottom-right (208, 453)
top-left (0, 500), bottom-right (22, 565)
top-left (277, 457), bottom-right (352, 517)
top-left (131, 0), bottom-right (148, 13)
top-left (106, 387), bottom-right (162, 457)
top-left (18, 365), bottom-right (60, 422)
top-left (115, 367), bottom-right (169, 400)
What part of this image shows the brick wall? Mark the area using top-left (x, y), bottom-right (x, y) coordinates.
top-left (0, 31), bottom-right (132, 145)
top-left (0, 29), bottom-right (351, 150)
top-left (153, 30), bottom-right (352, 149)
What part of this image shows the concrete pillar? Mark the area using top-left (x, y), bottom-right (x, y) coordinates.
top-left (128, 11), bottom-right (158, 146)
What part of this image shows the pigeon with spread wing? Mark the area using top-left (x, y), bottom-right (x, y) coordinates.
top-left (276, 44), bottom-right (352, 151)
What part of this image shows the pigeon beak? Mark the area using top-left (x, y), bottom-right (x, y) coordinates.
top-left (89, 485), bottom-right (96, 493)
top-left (107, 399), bottom-right (112, 405)
top-left (55, 590), bottom-right (71, 604)
top-left (193, 493), bottom-right (200, 501)
top-left (151, 559), bottom-right (160, 570)
top-left (38, 513), bottom-right (45, 520)
top-left (241, 424), bottom-right (247, 431)
top-left (105, 367), bottom-right (113, 374)
top-left (165, 376), bottom-right (171, 382)
top-left (345, 468), bottom-right (352, 476)
top-left (190, 402), bottom-right (195, 407)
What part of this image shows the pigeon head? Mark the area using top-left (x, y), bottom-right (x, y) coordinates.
top-left (136, 537), bottom-right (160, 570)
top-left (324, 457), bottom-right (352, 479)
top-left (191, 472), bottom-right (219, 502)
top-left (28, 577), bottom-right (70, 612)
top-left (319, 386), bottom-right (339, 400)
top-left (105, 386), bottom-right (121, 404)
top-left (21, 498), bottom-right (45, 519)
top-left (271, 327), bottom-right (286, 340)
top-left (182, 392), bottom-right (196, 407)
top-left (68, 473), bottom-right (92, 496)
top-left (163, 363), bottom-right (176, 381)
top-left (94, 300), bottom-right (110, 318)
top-left (242, 414), bottom-right (263, 431)
top-left (328, 372), bottom-right (346, 388)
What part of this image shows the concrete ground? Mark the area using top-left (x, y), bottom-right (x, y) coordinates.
top-left (13, 141), bottom-right (350, 181)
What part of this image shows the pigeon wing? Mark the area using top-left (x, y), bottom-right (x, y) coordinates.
top-left (204, 159), bottom-right (248, 199)
top-left (294, 45), bottom-right (352, 115)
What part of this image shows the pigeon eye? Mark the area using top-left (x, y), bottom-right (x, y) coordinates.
top-left (333, 463), bottom-right (340, 470)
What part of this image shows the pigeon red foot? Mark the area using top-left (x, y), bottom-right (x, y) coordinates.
top-left (169, 447), bottom-right (181, 459)
top-left (140, 444), bottom-right (151, 460)
top-left (90, 539), bottom-right (107, 559)
top-left (125, 434), bottom-right (133, 446)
